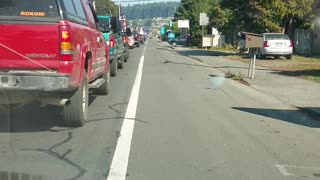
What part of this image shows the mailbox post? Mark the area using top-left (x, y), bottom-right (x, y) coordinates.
top-left (239, 32), bottom-right (263, 79)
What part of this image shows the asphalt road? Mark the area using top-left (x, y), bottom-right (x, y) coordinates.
top-left (0, 39), bottom-right (320, 180)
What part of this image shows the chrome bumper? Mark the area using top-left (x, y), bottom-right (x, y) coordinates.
top-left (0, 72), bottom-right (70, 91)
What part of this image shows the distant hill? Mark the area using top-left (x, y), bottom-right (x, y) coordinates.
top-left (122, 2), bottom-right (180, 20)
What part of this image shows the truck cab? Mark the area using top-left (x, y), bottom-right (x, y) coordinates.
top-left (98, 15), bottom-right (127, 76)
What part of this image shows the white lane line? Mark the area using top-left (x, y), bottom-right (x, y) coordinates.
top-left (107, 45), bottom-right (147, 180)
top-left (275, 165), bottom-right (293, 176)
top-left (285, 165), bottom-right (320, 170)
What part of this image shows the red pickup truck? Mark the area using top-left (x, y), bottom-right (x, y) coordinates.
top-left (0, 0), bottom-right (110, 127)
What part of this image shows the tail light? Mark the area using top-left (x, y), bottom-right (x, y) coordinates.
top-left (59, 25), bottom-right (73, 61)
top-left (109, 34), bottom-right (115, 48)
top-left (289, 40), bottom-right (293, 47)
top-left (263, 41), bottom-right (269, 47)
top-left (122, 36), bottom-right (126, 43)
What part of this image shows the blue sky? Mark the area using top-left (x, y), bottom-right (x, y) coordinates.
top-left (112, 0), bottom-right (180, 6)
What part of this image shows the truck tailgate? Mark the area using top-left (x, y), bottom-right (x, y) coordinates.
top-left (0, 0), bottom-right (60, 70)
top-left (0, 23), bottom-right (60, 69)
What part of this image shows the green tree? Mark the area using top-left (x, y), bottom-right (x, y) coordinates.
top-left (175, 0), bottom-right (215, 46)
top-left (219, 0), bottom-right (313, 40)
top-left (95, 0), bottom-right (119, 17)
top-left (273, 0), bottom-right (313, 35)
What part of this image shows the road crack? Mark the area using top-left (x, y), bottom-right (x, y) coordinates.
top-left (21, 132), bottom-right (86, 180)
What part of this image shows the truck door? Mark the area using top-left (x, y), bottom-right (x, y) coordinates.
top-left (83, 0), bottom-right (106, 80)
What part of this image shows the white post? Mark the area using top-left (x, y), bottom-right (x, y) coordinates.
top-left (202, 25), bottom-right (204, 49)
top-left (248, 53), bottom-right (253, 78)
top-left (251, 51), bottom-right (257, 79)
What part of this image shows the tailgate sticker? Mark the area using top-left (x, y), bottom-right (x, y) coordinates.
top-left (20, 11), bottom-right (46, 17)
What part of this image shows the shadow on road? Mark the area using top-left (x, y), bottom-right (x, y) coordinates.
top-left (0, 96), bottom-right (99, 133)
top-left (232, 107), bottom-right (320, 128)
top-left (176, 49), bottom-right (236, 57)
top-left (271, 69), bottom-right (320, 79)
top-left (162, 60), bottom-right (268, 71)
top-left (0, 103), bottom-right (59, 133)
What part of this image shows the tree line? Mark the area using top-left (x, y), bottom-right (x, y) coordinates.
top-left (174, 0), bottom-right (314, 46)
top-left (122, 2), bottom-right (180, 20)
top-left (95, 0), bottom-right (119, 17)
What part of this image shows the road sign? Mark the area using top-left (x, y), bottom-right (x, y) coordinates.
top-left (200, 13), bottom-right (207, 18)
top-left (178, 20), bottom-right (189, 28)
top-left (200, 13), bottom-right (209, 26)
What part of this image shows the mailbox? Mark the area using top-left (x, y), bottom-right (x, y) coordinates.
top-left (239, 32), bottom-right (263, 48)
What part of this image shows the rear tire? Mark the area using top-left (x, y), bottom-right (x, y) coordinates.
top-left (137, 42), bottom-right (140, 47)
top-left (286, 55), bottom-right (292, 60)
top-left (110, 59), bottom-right (117, 77)
top-left (63, 72), bottom-right (88, 127)
top-left (118, 53), bottom-right (124, 69)
top-left (95, 64), bottom-right (110, 95)
top-left (258, 51), bottom-right (265, 60)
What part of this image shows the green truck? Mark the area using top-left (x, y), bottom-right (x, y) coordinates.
top-left (98, 15), bottom-right (129, 76)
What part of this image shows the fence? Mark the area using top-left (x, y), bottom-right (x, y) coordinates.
top-left (294, 29), bottom-right (312, 56)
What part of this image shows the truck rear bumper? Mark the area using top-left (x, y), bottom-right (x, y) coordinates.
top-left (0, 72), bottom-right (70, 91)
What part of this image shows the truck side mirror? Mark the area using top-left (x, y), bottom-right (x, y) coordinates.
top-left (110, 17), bottom-right (118, 33)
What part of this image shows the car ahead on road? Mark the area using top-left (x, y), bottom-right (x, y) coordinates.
top-left (0, 0), bottom-right (110, 127)
top-left (168, 35), bottom-right (188, 47)
top-left (121, 32), bottom-right (130, 61)
top-left (258, 33), bottom-right (293, 60)
top-left (125, 28), bottom-right (135, 49)
top-left (139, 34), bottom-right (148, 44)
top-left (132, 31), bottom-right (142, 47)
top-left (98, 15), bottom-right (127, 76)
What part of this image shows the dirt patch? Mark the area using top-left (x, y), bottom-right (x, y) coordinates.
top-left (225, 54), bottom-right (320, 83)
top-left (225, 71), bottom-right (250, 86)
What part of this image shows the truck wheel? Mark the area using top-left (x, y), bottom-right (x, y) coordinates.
top-left (258, 51), bottom-right (265, 60)
top-left (63, 72), bottom-right (88, 127)
top-left (110, 59), bottom-right (117, 77)
top-left (95, 64), bottom-right (110, 95)
top-left (118, 53), bottom-right (124, 69)
top-left (286, 55), bottom-right (292, 60)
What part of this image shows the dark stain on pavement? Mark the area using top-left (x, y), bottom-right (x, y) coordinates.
top-left (21, 132), bottom-right (86, 180)
top-left (108, 102), bottom-right (129, 115)
top-left (314, 173), bottom-right (320, 177)
top-left (86, 116), bottom-right (148, 124)
top-left (233, 107), bottom-right (320, 128)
